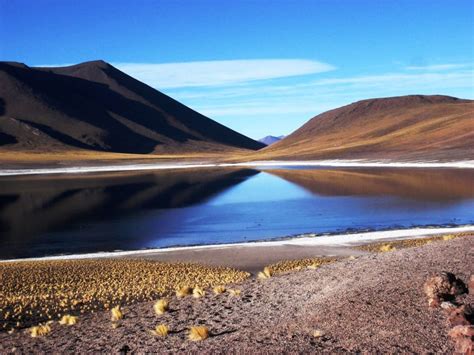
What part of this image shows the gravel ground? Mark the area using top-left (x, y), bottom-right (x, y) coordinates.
top-left (1, 236), bottom-right (472, 353)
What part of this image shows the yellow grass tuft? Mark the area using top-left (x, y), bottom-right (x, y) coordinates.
top-left (176, 286), bottom-right (193, 298)
top-left (379, 244), bottom-right (396, 252)
top-left (151, 324), bottom-right (169, 337)
top-left (443, 234), bottom-right (456, 241)
top-left (111, 306), bottom-right (123, 322)
top-left (30, 324), bottom-right (51, 337)
top-left (192, 286), bottom-right (206, 298)
top-left (228, 289), bottom-right (241, 296)
top-left (0, 259), bottom-right (249, 331)
top-left (58, 314), bottom-right (77, 326)
top-left (313, 329), bottom-right (325, 338)
top-left (265, 257), bottom-right (337, 275)
top-left (355, 233), bottom-right (469, 254)
top-left (188, 326), bottom-right (209, 341)
top-left (153, 299), bottom-right (169, 315)
top-left (258, 267), bottom-right (272, 279)
top-left (213, 285), bottom-right (226, 295)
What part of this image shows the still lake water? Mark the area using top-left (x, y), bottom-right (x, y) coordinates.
top-left (0, 167), bottom-right (473, 259)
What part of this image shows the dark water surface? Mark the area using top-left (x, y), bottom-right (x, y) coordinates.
top-left (0, 167), bottom-right (473, 259)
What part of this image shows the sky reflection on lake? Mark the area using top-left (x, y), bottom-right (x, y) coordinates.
top-left (0, 167), bottom-right (473, 259)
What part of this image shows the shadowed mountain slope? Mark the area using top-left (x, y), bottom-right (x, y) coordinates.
top-left (0, 60), bottom-right (264, 155)
top-left (255, 95), bottom-right (474, 161)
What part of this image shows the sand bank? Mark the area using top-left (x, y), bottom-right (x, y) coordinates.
top-left (2, 226), bottom-right (473, 271)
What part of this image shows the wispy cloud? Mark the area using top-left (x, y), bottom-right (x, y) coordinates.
top-left (114, 59), bottom-right (335, 88)
top-left (163, 64), bottom-right (474, 138)
top-left (405, 63), bottom-right (472, 71)
top-left (36, 58), bottom-right (474, 138)
top-left (311, 71), bottom-right (473, 89)
top-left (171, 70), bottom-right (474, 103)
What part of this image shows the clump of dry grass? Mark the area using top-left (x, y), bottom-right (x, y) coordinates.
top-left (0, 259), bottom-right (249, 331)
top-left (313, 329), bottom-right (325, 338)
top-left (29, 324), bottom-right (51, 337)
top-left (58, 314), bottom-right (77, 326)
top-left (265, 257), bottom-right (338, 275)
top-left (151, 324), bottom-right (169, 337)
top-left (192, 286), bottom-right (205, 298)
top-left (228, 289), bottom-right (241, 296)
top-left (356, 233), bottom-right (470, 253)
top-left (176, 286), bottom-right (193, 298)
top-left (153, 299), bottom-right (169, 315)
top-left (442, 234), bottom-right (456, 241)
top-left (257, 267), bottom-right (272, 279)
top-left (188, 326), bottom-right (209, 341)
top-left (379, 244), bottom-right (396, 252)
top-left (213, 285), bottom-right (226, 295)
top-left (111, 306), bottom-right (123, 322)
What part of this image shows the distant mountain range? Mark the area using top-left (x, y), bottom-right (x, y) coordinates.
top-left (258, 135), bottom-right (285, 146)
top-left (1, 61), bottom-right (472, 162)
top-left (256, 95), bottom-right (473, 161)
top-left (0, 60), bottom-right (264, 155)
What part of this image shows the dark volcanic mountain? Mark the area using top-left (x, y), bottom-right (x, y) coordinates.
top-left (256, 95), bottom-right (474, 161)
top-left (0, 60), bottom-right (264, 154)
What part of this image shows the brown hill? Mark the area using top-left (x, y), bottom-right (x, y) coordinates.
top-left (0, 60), bottom-right (264, 155)
top-left (255, 95), bottom-right (474, 161)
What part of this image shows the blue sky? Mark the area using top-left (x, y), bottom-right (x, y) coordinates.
top-left (1, 0), bottom-right (473, 139)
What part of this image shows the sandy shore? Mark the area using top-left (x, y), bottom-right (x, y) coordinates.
top-left (133, 244), bottom-right (364, 273)
top-left (120, 228), bottom-right (474, 273)
top-left (0, 236), bottom-right (472, 353)
top-left (3, 226), bottom-right (474, 272)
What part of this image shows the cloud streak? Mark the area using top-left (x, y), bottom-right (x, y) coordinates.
top-left (37, 59), bottom-right (473, 138)
top-left (162, 64), bottom-right (474, 138)
top-left (405, 63), bottom-right (472, 71)
top-left (114, 59), bottom-right (335, 88)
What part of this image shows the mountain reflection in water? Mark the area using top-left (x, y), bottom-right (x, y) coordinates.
top-left (0, 167), bottom-right (473, 259)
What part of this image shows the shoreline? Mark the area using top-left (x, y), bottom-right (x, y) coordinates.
top-left (3, 225), bottom-right (473, 265)
top-left (1, 159), bottom-right (474, 176)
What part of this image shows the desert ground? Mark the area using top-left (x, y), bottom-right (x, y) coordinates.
top-left (0, 234), bottom-right (472, 353)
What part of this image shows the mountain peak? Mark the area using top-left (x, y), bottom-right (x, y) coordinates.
top-left (0, 61), bottom-right (29, 69)
top-left (348, 95), bottom-right (462, 110)
top-left (258, 135), bottom-right (285, 146)
top-left (259, 94), bottom-right (473, 161)
top-left (34, 60), bottom-right (111, 70)
top-left (0, 61), bottom-right (264, 154)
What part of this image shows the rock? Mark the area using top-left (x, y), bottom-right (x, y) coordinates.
top-left (428, 297), bottom-right (441, 308)
top-left (469, 275), bottom-right (474, 294)
top-left (441, 301), bottom-right (458, 311)
top-left (423, 272), bottom-right (468, 307)
top-left (448, 306), bottom-right (471, 327)
top-left (448, 325), bottom-right (474, 355)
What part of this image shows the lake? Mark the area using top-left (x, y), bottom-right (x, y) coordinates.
top-left (0, 167), bottom-right (473, 259)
